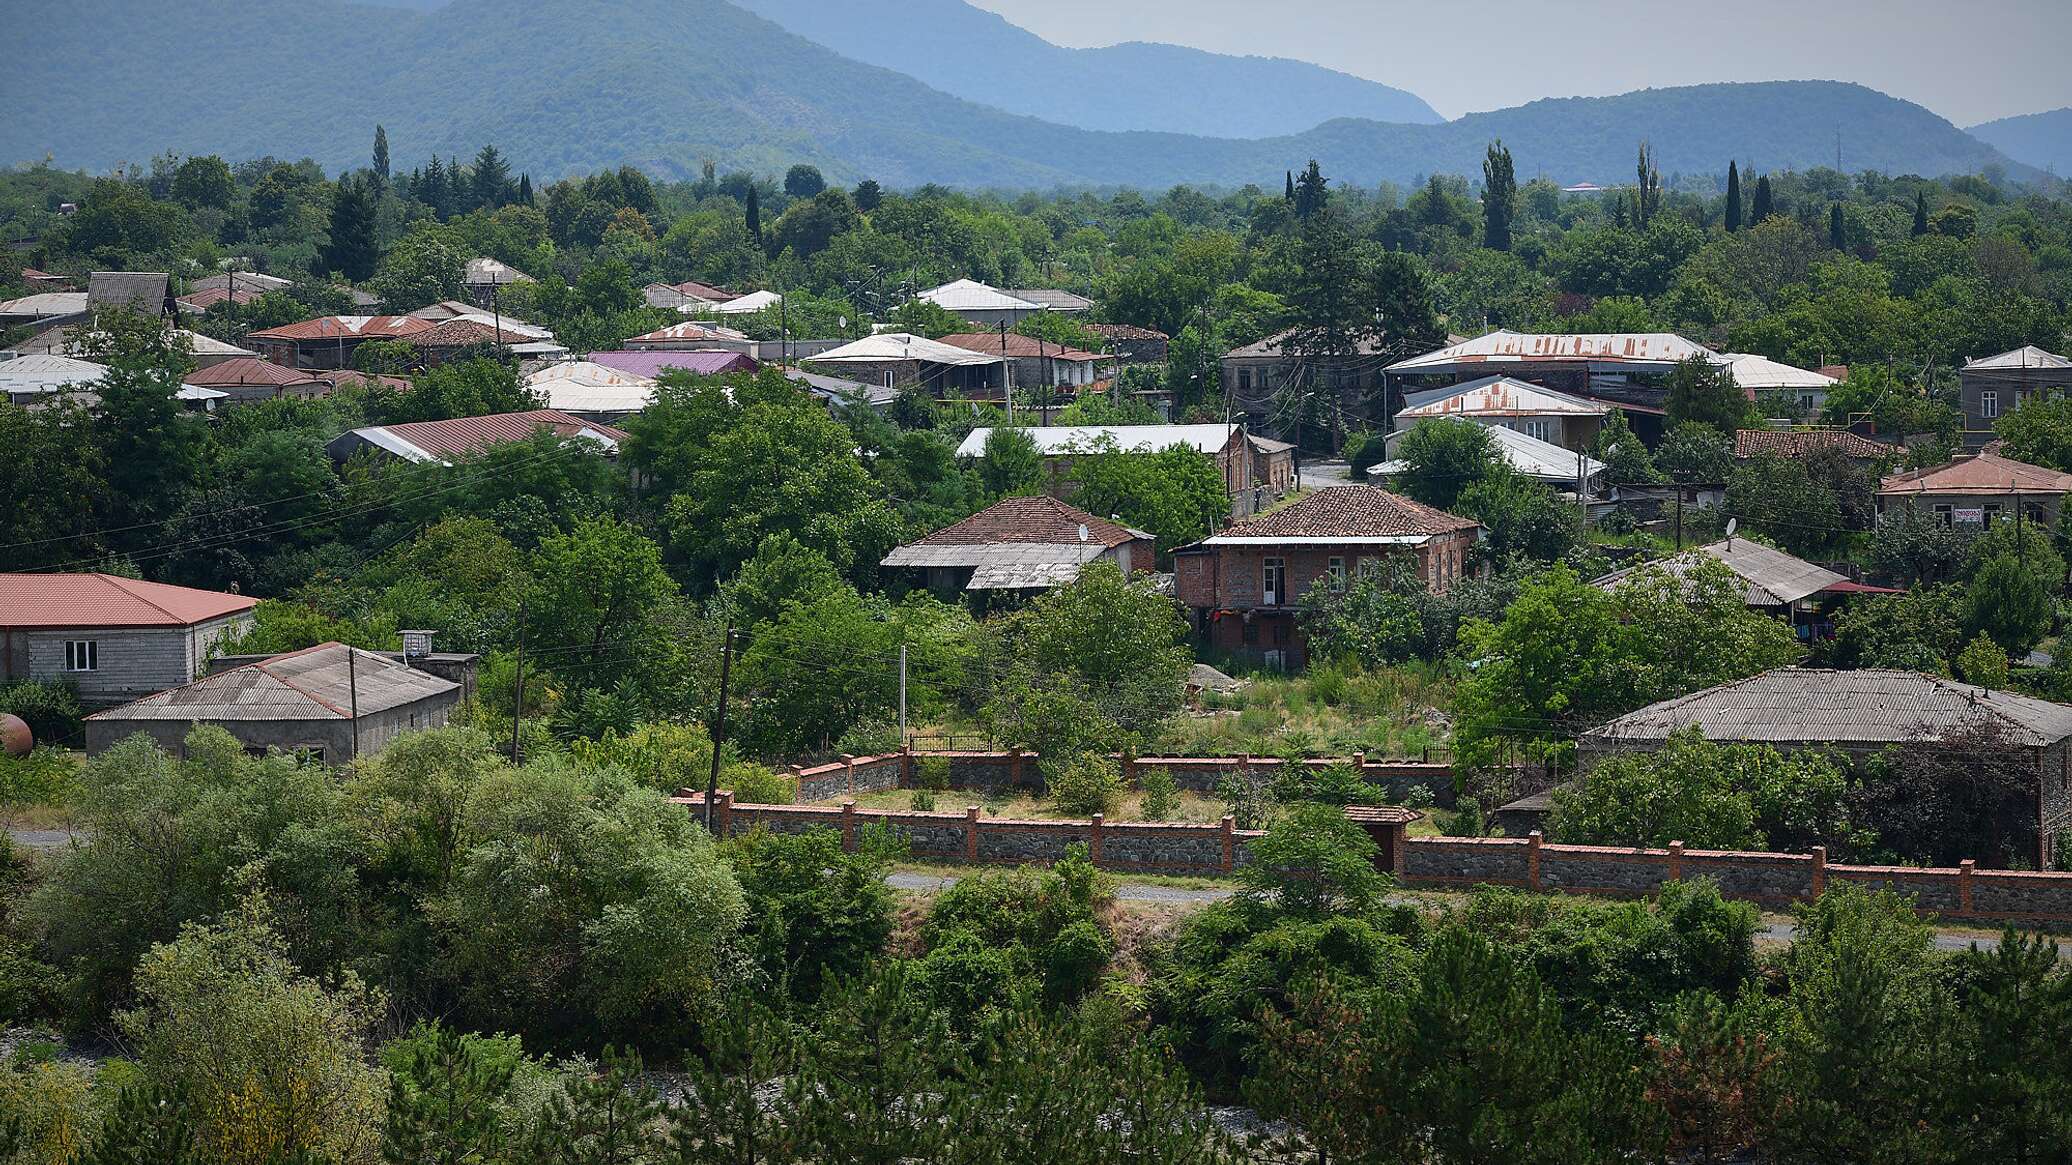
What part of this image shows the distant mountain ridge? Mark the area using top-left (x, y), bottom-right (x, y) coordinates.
top-left (735, 0), bottom-right (1444, 137)
top-left (1968, 108), bottom-right (2072, 175)
top-left (0, 0), bottom-right (2032, 191)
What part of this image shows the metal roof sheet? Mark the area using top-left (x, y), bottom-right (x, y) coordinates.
top-left (0, 354), bottom-right (106, 394)
top-left (954, 423), bottom-right (1235, 458)
top-left (918, 279), bottom-right (1041, 313)
top-left (812, 333), bottom-right (1002, 368)
top-left (0, 292), bottom-right (88, 317)
top-left (1372, 423), bottom-right (1605, 484)
top-left (585, 350), bottom-right (759, 379)
top-left (0, 573), bottom-right (258, 629)
top-left (1396, 375), bottom-right (1612, 419)
top-left (1387, 329), bottom-right (1723, 373)
top-left (1879, 452), bottom-right (2072, 498)
top-left (88, 643), bottom-right (457, 723)
top-left (1584, 668), bottom-right (2072, 749)
top-left (711, 290), bottom-right (783, 314)
top-left (1589, 538), bottom-right (1847, 607)
top-left (1723, 353), bottom-right (1840, 391)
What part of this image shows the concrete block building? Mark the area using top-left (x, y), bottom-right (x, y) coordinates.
top-left (0, 574), bottom-right (258, 706)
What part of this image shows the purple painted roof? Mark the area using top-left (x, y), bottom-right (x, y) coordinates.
top-left (586, 350), bottom-right (759, 378)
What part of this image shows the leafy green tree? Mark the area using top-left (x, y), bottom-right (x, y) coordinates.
top-left (1395, 417), bottom-right (1497, 511)
top-left (81, 308), bottom-right (203, 534)
top-left (1726, 455), bottom-right (1845, 557)
top-left (1956, 631), bottom-right (2012, 688)
top-left (725, 826), bottom-right (896, 1001)
top-left (170, 155), bottom-right (236, 211)
top-left (526, 1046), bottom-right (665, 1165)
top-left (0, 397), bottom-right (107, 569)
top-left (1944, 931), bottom-right (2072, 1162)
top-left (1869, 505), bottom-right (1976, 585)
top-left (1240, 803), bottom-right (1386, 918)
top-left (885, 297), bottom-right (965, 338)
top-left (990, 561), bottom-right (1189, 738)
top-left (372, 221), bottom-right (467, 311)
top-left (525, 518), bottom-right (679, 688)
top-left (1963, 552), bottom-right (2056, 656)
top-left (738, 584), bottom-right (901, 754)
top-left (1993, 391), bottom-right (2072, 472)
top-left (1724, 160), bottom-right (1742, 232)
top-left (1549, 726), bottom-right (1854, 851)
top-left (79, 1077), bottom-right (199, 1165)
top-left (1752, 174), bottom-right (1774, 223)
top-left (468, 145), bottom-right (512, 212)
top-left (977, 424), bottom-right (1042, 495)
top-left (1665, 354), bottom-right (1753, 433)
top-left (322, 175), bottom-right (379, 281)
top-left (1457, 466), bottom-right (1582, 564)
top-left (1481, 139), bottom-right (1516, 251)
top-left (783, 164), bottom-right (826, 200)
top-left (1829, 584), bottom-right (1967, 672)
top-left (1300, 571), bottom-right (1425, 665)
top-left (725, 532), bottom-right (845, 630)
top-left (1066, 440), bottom-right (1228, 551)
top-left (372, 126), bottom-right (390, 184)
top-left (1589, 407), bottom-right (1662, 485)
top-left (379, 1022), bottom-right (522, 1165)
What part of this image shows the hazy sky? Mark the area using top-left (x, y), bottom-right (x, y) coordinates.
top-left (969, 0), bottom-right (2071, 127)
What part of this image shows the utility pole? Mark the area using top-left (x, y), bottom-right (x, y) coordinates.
top-left (704, 627), bottom-right (736, 831)
top-left (510, 598), bottom-right (526, 763)
top-left (347, 646), bottom-right (360, 759)
top-left (999, 321), bottom-right (1013, 421)
top-left (1675, 493), bottom-right (1684, 550)
top-left (898, 642), bottom-right (908, 745)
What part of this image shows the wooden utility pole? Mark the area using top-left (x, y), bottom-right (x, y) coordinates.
top-left (704, 628), bottom-right (737, 830)
top-left (510, 598), bottom-right (526, 763)
top-left (347, 647), bottom-right (360, 759)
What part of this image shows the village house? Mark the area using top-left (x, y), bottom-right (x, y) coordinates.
top-left (621, 320), bottom-right (754, 353)
top-left (522, 361), bottom-right (659, 421)
top-left (1391, 375), bottom-right (1612, 451)
top-left (1726, 352), bottom-right (1841, 416)
top-left (246, 315), bottom-right (435, 370)
top-left (1733, 428), bottom-right (1901, 467)
top-left (1220, 329), bottom-right (1393, 426)
top-left (1386, 330), bottom-right (1722, 444)
top-left (1370, 423), bottom-right (1606, 496)
top-left (1959, 346), bottom-right (2072, 447)
top-left (585, 349), bottom-right (760, 381)
top-left (1588, 537), bottom-right (1889, 638)
top-left (805, 333), bottom-right (1004, 396)
top-left (954, 423), bottom-right (1292, 502)
top-left (880, 495), bottom-right (1156, 598)
top-left (182, 356), bottom-right (328, 403)
top-left (1083, 322), bottom-right (1169, 365)
top-left (85, 642), bottom-right (460, 763)
top-left (936, 332), bottom-right (1116, 389)
top-left (0, 573), bottom-right (258, 706)
top-left (1877, 451), bottom-right (2072, 527)
top-left (1580, 668), bottom-right (2072, 869)
top-left (1171, 486), bottom-right (1482, 669)
top-left (461, 257), bottom-right (534, 307)
top-left (916, 280), bottom-right (1043, 328)
top-left (709, 290), bottom-right (783, 315)
top-left (326, 409), bottom-right (628, 465)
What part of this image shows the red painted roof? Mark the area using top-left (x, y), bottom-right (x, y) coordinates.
top-left (0, 573), bottom-right (259, 629)
top-left (937, 333), bottom-right (1109, 362)
top-left (374, 409), bottom-right (629, 460)
top-left (182, 357), bottom-right (319, 388)
top-left (246, 316), bottom-right (433, 343)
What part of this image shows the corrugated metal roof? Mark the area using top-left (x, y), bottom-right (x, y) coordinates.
top-left (954, 423), bottom-right (1236, 458)
top-left (0, 573), bottom-right (258, 629)
top-left (936, 333), bottom-right (1109, 362)
top-left (1396, 375), bottom-right (1611, 419)
top-left (1724, 353), bottom-right (1839, 391)
top-left (463, 257), bottom-right (533, 286)
top-left (526, 361), bottom-right (659, 413)
top-left (86, 272), bottom-right (168, 311)
top-left (1372, 423), bottom-right (1605, 485)
top-left (812, 333), bottom-right (1002, 368)
top-left (1589, 538), bottom-right (1847, 607)
top-left (711, 290), bottom-right (783, 314)
top-left (1879, 452), bottom-right (2072, 498)
top-left (247, 315), bottom-right (434, 342)
top-left (1584, 668), bottom-right (2072, 749)
top-left (918, 279), bottom-right (1040, 313)
top-left (967, 560), bottom-right (1093, 590)
top-left (885, 496), bottom-right (1147, 567)
top-left (333, 410), bottom-right (629, 464)
top-left (1007, 289), bottom-right (1094, 312)
top-left (1387, 329), bottom-right (1722, 373)
top-left (586, 350), bottom-right (758, 379)
top-left (0, 354), bottom-right (106, 394)
top-left (182, 357), bottom-right (318, 389)
top-left (0, 292), bottom-right (88, 317)
top-left (623, 321), bottom-right (750, 346)
top-left (1964, 345), bottom-right (2072, 372)
top-left (88, 643), bottom-right (456, 723)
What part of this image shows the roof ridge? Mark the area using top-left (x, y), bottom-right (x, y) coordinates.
top-left (98, 573), bottom-right (183, 622)
top-left (254, 642), bottom-right (360, 719)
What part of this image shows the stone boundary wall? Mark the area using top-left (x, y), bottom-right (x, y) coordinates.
top-left (783, 749), bottom-right (1454, 806)
top-left (1401, 834), bottom-right (2072, 927)
top-left (675, 792), bottom-right (1261, 876)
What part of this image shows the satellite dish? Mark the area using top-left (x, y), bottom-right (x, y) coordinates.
top-left (1725, 518), bottom-right (1738, 538)
top-left (1078, 523), bottom-right (1089, 543)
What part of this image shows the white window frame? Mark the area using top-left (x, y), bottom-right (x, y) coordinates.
top-left (1262, 557), bottom-right (1287, 606)
top-left (1981, 390), bottom-right (2000, 420)
top-left (1327, 556), bottom-right (1347, 590)
top-left (1521, 419), bottom-right (1552, 443)
top-left (64, 640), bottom-right (98, 673)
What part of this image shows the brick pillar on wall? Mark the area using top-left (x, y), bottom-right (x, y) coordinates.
top-left (1090, 813), bottom-right (1104, 864)
top-left (1220, 815), bottom-right (1236, 872)
top-left (1668, 841), bottom-right (1685, 882)
top-left (841, 801), bottom-right (857, 852)
top-left (966, 806), bottom-right (981, 861)
top-left (1389, 821), bottom-right (1408, 877)
top-left (1121, 754), bottom-right (1137, 790)
top-left (1959, 859), bottom-right (1976, 915)
top-left (842, 754), bottom-right (856, 795)
top-left (1009, 747), bottom-right (1024, 791)
top-left (717, 791), bottom-right (735, 837)
top-left (788, 765), bottom-right (804, 805)
top-left (1527, 831), bottom-right (1543, 890)
top-left (1810, 846), bottom-right (1827, 900)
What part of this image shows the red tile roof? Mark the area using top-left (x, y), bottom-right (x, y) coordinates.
top-left (1734, 429), bottom-right (1899, 460)
top-left (1211, 486), bottom-right (1480, 540)
top-left (909, 495), bottom-right (1144, 548)
top-left (1879, 452), bottom-right (2072, 497)
top-left (412, 318), bottom-right (518, 348)
top-left (182, 357), bottom-right (320, 388)
top-left (673, 281), bottom-right (738, 302)
top-left (936, 333), bottom-right (1109, 362)
top-left (246, 316), bottom-right (433, 343)
top-left (0, 573), bottom-right (258, 630)
top-left (1084, 322), bottom-right (1169, 342)
top-left (374, 410), bottom-right (628, 460)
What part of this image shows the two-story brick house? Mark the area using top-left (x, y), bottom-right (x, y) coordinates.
top-left (1171, 486), bottom-right (1482, 669)
top-left (0, 574), bottom-right (259, 706)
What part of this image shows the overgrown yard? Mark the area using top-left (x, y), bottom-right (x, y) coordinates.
top-left (844, 785), bottom-right (1233, 824)
top-left (1156, 661), bottom-right (1455, 758)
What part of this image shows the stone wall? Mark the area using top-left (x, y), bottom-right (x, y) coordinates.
top-left (677, 792), bottom-right (1257, 876)
top-left (787, 749), bottom-right (1454, 805)
top-left (1401, 834), bottom-right (2072, 927)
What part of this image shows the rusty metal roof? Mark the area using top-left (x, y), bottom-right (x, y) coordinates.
top-left (1878, 452), bottom-right (2072, 498)
top-left (1397, 375), bottom-right (1610, 419)
top-left (247, 315), bottom-right (434, 343)
top-left (1387, 329), bottom-right (1722, 373)
top-left (87, 643), bottom-right (456, 723)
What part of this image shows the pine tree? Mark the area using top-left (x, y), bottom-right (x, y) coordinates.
top-left (1724, 160), bottom-right (1742, 232)
top-left (381, 1025), bottom-right (517, 1165)
top-left (745, 185), bottom-right (762, 241)
top-left (372, 125), bottom-right (390, 185)
top-left (515, 173), bottom-right (533, 205)
top-left (80, 1080), bottom-right (197, 1165)
top-left (1293, 159), bottom-right (1328, 220)
top-left (419, 154), bottom-right (448, 218)
top-left (1752, 175), bottom-right (1774, 224)
top-left (470, 144), bottom-right (510, 212)
top-left (1482, 139), bottom-right (1516, 251)
top-left (525, 1047), bottom-right (664, 1165)
top-left (1830, 203), bottom-right (1847, 251)
top-left (322, 175), bottom-right (379, 282)
top-left (1632, 140), bottom-right (1662, 229)
top-left (1913, 191), bottom-right (1931, 236)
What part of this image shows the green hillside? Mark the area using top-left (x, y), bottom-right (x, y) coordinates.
top-left (1969, 108), bottom-right (2072, 175)
top-left (1, 0), bottom-right (2029, 188)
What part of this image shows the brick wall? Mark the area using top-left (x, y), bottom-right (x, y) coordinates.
top-left (787, 749), bottom-right (1454, 804)
top-left (677, 792), bottom-right (1258, 876)
top-left (788, 754), bottom-right (907, 803)
top-left (1402, 834), bottom-right (2072, 927)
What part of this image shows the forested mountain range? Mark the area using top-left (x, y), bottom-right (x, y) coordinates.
top-left (3, 0), bottom-right (2033, 188)
top-left (736, 0), bottom-right (1444, 136)
top-left (1969, 108), bottom-right (2072, 176)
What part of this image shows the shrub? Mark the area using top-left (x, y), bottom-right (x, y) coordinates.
top-left (1139, 767), bottom-right (1178, 822)
top-left (1445, 796), bottom-right (1484, 837)
top-left (0, 680), bottom-right (83, 748)
top-left (1240, 803), bottom-right (1387, 919)
top-left (724, 825), bottom-right (897, 1001)
top-left (1217, 766), bottom-right (1276, 830)
top-left (835, 716), bottom-right (901, 757)
top-left (1404, 784), bottom-right (1437, 811)
top-left (916, 755), bottom-right (951, 791)
top-left (1049, 753), bottom-right (1122, 817)
top-left (0, 747), bottom-right (79, 815)
top-left (910, 788), bottom-right (937, 812)
top-left (726, 763), bottom-right (794, 806)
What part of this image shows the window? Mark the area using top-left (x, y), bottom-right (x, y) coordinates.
top-left (1981, 390), bottom-right (2000, 419)
top-left (1327, 557), bottom-right (1346, 590)
top-left (1241, 617), bottom-right (1260, 645)
top-left (1356, 556), bottom-right (1381, 579)
top-left (1983, 504), bottom-right (2003, 522)
top-left (1520, 419), bottom-right (1551, 443)
top-left (1934, 504), bottom-right (1954, 527)
top-left (1237, 368), bottom-right (1254, 392)
top-left (64, 640), bottom-right (97, 672)
top-left (1262, 557), bottom-right (1287, 606)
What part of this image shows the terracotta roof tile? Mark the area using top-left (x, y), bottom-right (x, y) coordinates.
top-left (1734, 429), bottom-right (1899, 459)
top-left (0, 573), bottom-right (258, 629)
top-left (246, 316), bottom-right (433, 343)
top-left (907, 495), bottom-right (1143, 548)
top-left (1208, 486), bottom-right (1479, 541)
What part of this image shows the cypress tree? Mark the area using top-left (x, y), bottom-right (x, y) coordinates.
top-left (1285, 170), bottom-right (1296, 201)
top-left (745, 184), bottom-right (762, 241)
top-left (1294, 160), bottom-right (1328, 220)
top-left (516, 173), bottom-right (533, 206)
top-left (1829, 203), bottom-right (1847, 251)
top-left (1752, 175), bottom-right (1774, 224)
top-left (1632, 141), bottom-right (1662, 229)
top-left (1913, 191), bottom-right (1930, 236)
top-left (1724, 161), bottom-right (1742, 232)
top-left (372, 125), bottom-right (390, 184)
top-left (1481, 139), bottom-right (1516, 251)
top-left (469, 145), bottom-right (510, 212)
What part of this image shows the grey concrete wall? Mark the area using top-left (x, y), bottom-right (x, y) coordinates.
top-left (21, 615), bottom-right (251, 704)
top-left (85, 689), bottom-right (455, 763)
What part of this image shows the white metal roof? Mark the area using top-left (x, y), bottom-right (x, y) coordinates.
top-left (711, 290), bottom-right (783, 314)
top-left (955, 423), bottom-right (1236, 459)
top-left (1387, 329), bottom-right (1723, 374)
top-left (463, 257), bottom-right (533, 286)
top-left (918, 279), bottom-right (1041, 313)
top-left (1396, 375), bottom-right (1611, 421)
top-left (525, 361), bottom-right (659, 413)
top-left (1372, 423), bottom-right (1605, 485)
top-left (814, 332), bottom-right (1003, 368)
top-left (0, 354), bottom-right (106, 394)
top-left (0, 292), bottom-right (87, 317)
top-left (1723, 353), bottom-right (1840, 391)
top-left (1964, 345), bottom-right (2072, 372)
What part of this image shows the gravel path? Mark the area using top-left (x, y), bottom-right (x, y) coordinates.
top-left (6, 828), bottom-right (77, 852)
